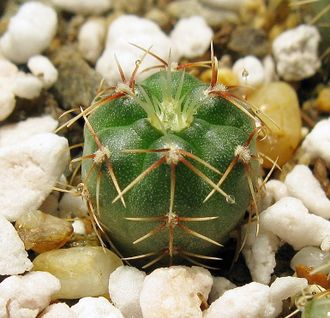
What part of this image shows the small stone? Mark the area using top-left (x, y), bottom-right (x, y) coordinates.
top-left (12, 72), bottom-right (43, 99)
top-left (33, 246), bottom-right (123, 299)
top-left (71, 297), bottom-right (124, 318)
top-left (209, 277), bottom-right (236, 304)
top-left (0, 214), bottom-right (32, 275)
top-left (200, 0), bottom-right (246, 11)
top-left (247, 82), bottom-right (302, 168)
top-left (0, 2), bottom-right (58, 63)
top-left (96, 15), bottom-right (175, 86)
top-left (284, 165), bottom-right (330, 219)
top-left (40, 303), bottom-right (74, 318)
top-left (109, 266), bottom-right (146, 318)
top-left (260, 197), bottom-right (330, 251)
top-left (0, 116), bottom-right (58, 147)
top-left (50, 0), bottom-right (112, 15)
top-left (301, 118), bottom-right (330, 168)
top-left (170, 16), bottom-right (213, 59)
top-left (228, 27), bottom-right (270, 57)
top-left (0, 271), bottom-right (61, 318)
top-left (27, 55), bottom-right (58, 89)
top-left (233, 55), bottom-right (265, 87)
top-left (0, 89), bottom-right (15, 121)
top-left (15, 210), bottom-right (73, 253)
top-left (316, 88), bottom-right (330, 112)
top-left (167, 0), bottom-right (239, 27)
top-left (58, 192), bottom-right (88, 217)
top-left (290, 247), bottom-right (329, 272)
top-left (201, 67), bottom-right (239, 87)
top-left (272, 24), bottom-right (320, 81)
top-left (140, 266), bottom-right (213, 318)
top-left (144, 9), bottom-right (171, 29)
top-left (50, 46), bottom-right (103, 110)
top-left (78, 18), bottom-right (106, 64)
top-left (0, 133), bottom-right (70, 222)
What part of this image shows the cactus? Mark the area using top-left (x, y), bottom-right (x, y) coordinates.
top-left (78, 48), bottom-right (262, 269)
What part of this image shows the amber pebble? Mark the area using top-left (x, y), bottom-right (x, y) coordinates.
top-left (33, 246), bottom-right (123, 299)
top-left (200, 67), bottom-right (239, 87)
top-left (316, 88), bottom-right (330, 112)
top-left (15, 210), bottom-right (73, 253)
top-left (295, 265), bottom-right (330, 289)
top-left (247, 82), bottom-right (302, 168)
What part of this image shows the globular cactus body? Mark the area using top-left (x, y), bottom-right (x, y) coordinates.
top-left (82, 67), bottom-right (258, 268)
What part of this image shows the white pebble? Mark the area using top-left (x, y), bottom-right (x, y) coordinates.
top-left (204, 282), bottom-right (270, 318)
top-left (0, 116), bottom-right (58, 147)
top-left (78, 18), bottom-right (106, 64)
top-left (0, 89), bottom-right (15, 121)
top-left (209, 277), bottom-right (236, 304)
top-left (204, 277), bottom-right (307, 318)
top-left (263, 55), bottom-right (276, 83)
top-left (260, 197), bottom-right (330, 250)
top-left (272, 24), bottom-right (320, 81)
top-left (232, 56), bottom-right (265, 87)
top-left (27, 55), bottom-right (58, 89)
top-left (285, 165), bottom-right (330, 219)
top-left (0, 271), bottom-right (61, 318)
top-left (71, 297), bottom-right (124, 318)
top-left (140, 266), bottom-right (212, 318)
top-left (260, 179), bottom-right (289, 210)
top-left (170, 16), bottom-right (213, 59)
top-left (242, 222), bottom-right (281, 284)
top-left (12, 72), bottom-right (43, 99)
top-left (0, 213), bottom-right (32, 275)
top-left (0, 2), bottom-right (58, 63)
top-left (96, 15), bottom-right (176, 86)
top-left (40, 303), bottom-right (74, 318)
top-left (50, 0), bottom-right (112, 15)
top-left (0, 133), bottom-right (70, 221)
top-left (58, 192), bottom-right (88, 217)
top-left (301, 117), bottom-right (330, 167)
top-left (109, 266), bottom-right (146, 318)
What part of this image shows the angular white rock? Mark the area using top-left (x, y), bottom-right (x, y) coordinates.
top-left (204, 277), bottom-right (307, 318)
top-left (272, 24), bottom-right (320, 81)
top-left (0, 2), bottom-right (58, 63)
top-left (260, 197), bottom-right (330, 250)
top-left (0, 213), bottom-right (32, 275)
top-left (242, 222), bottom-right (281, 284)
top-left (285, 164), bottom-right (330, 219)
top-left (170, 16), bottom-right (213, 59)
top-left (40, 303), bottom-right (74, 318)
top-left (0, 133), bottom-right (70, 221)
top-left (71, 297), bottom-right (124, 318)
top-left (140, 266), bottom-right (212, 318)
top-left (50, 0), bottom-right (112, 15)
top-left (78, 18), bottom-right (106, 64)
top-left (301, 117), bottom-right (330, 167)
top-left (268, 276), bottom-right (307, 317)
top-left (0, 116), bottom-right (58, 147)
top-left (261, 179), bottom-right (289, 210)
top-left (209, 277), bottom-right (236, 304)
top-left (96, 15), bottom-right (176, 85)
top-left (109, 266), bottom-right (146, 318)
top-left (0, 271), bottom-right (61, 318)
top-left (204, 282), bottom-right (270, 318)
top-left (27, 55), bottom-right (58, 89)
top-left (233, 56), bottom-right (265, 87)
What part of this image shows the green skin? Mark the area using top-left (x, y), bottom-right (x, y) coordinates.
top-left (82, 70), bottom-right (257, 267)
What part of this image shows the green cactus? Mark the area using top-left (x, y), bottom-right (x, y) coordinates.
top-left (80, 51), bottom-right (260, 268)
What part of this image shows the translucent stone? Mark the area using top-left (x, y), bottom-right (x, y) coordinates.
top-left (15, 210), bottom-right (73, 253)
top-left (32, 246), bottom-right (123, 299)
top-left (316, 88), bottom-right (330, 112)
top-left (247, 82), bottom-right (302, 168)
top-left (200, 67), bottom-right (239, 87)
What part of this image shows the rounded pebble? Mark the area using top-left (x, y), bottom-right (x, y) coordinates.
top-left (248, 82), bottom-right (302, 168)
top-left (316, 88), bottom-right (330, 112)
top-left (33, 246), bottom-right (123, 299)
